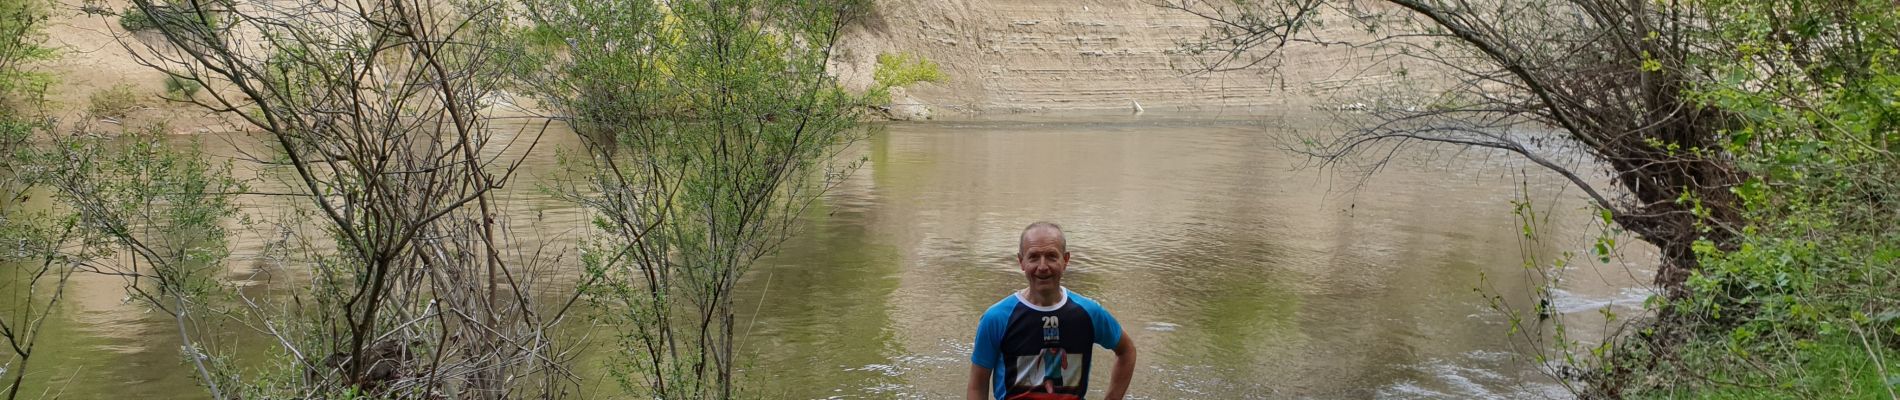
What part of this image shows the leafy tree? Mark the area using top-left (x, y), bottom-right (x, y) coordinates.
top-left (1611, 1), bottom-right (1900, 398)
top-left (1166, 0), bottom-right (1899, 397)
top-left (1165, 0), bottom-right (1742, 299)
top-left (522, 0), bottom-right (870, 397)
top-left (0, 0), bottom-right (51, 107)
top-left (39, 127), bottom-right (240, 397)
top-left (0, 2), bottom-right (65, 398)
top-left (119, 0), bottom-right (577, 397)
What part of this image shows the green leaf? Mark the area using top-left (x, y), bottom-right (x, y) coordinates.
top-left (1873, 311), bottom-right (1900, 324)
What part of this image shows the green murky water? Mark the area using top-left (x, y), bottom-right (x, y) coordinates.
top-left (2, 112), bottom-right (1650, 399)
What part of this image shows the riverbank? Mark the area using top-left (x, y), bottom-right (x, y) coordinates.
top-left (31, 1), bottom-right (243, 133)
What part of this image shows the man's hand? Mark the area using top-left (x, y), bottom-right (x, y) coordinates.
top-left (1105, 334), bottom-right (1137, 400)
top-left (968, 364), bottom-right (991, 400)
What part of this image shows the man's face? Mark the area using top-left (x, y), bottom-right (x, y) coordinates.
top-left (1018, 228), bottom-right (1069, 292)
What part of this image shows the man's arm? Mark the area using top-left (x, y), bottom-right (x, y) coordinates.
top-left (1104, 334), bottom-right (1137, 400)
top-left (967, 364), bottom-right (991, 400)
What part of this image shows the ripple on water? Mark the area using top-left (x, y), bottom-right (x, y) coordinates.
top-left (1547, 287), bottom-right (1655, 314)
top-left (1375, 351), bottom-right (1574, 400)
top-left (1146, 363), bottom-right (1279, 399)
top-left (839, 353), bottom-right (961, 399)
top-left (1145, 321), bottom-right (1181, 332)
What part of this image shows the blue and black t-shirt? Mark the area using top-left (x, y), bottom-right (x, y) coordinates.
top-left (971, 287), bottom-right (1124, 400)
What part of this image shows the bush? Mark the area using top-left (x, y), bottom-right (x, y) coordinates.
top-left (519, 23), bottom-right (566, 50)
top-left (87, 84), bottom-right (142, 118)
top-left (117, 6), bottom-right (154, 31)
top-left (0, 0), bottom-right (55, 109)
top-left (866, 52), bottom-right (944, 105)
top-left (872, 51), bottom-right (945, 88)
top-left (118, 5), bottom-right (219, 33)
top-left (1584, 1), bottom-right (1900, 398)
top-left (163, 75), bottom-right (201, 99)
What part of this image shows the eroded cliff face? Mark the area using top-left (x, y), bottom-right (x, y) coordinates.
top-left (32, 0), bottom-right (1404, 127)
top-left (831, 0), bottom-right (1405, 115)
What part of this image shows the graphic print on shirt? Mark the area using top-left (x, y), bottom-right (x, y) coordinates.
top-left (998, 303), bottom-right (1099, 400)
top-left (974, 289), bottom-right (1123, 400)
top-left (1009, 315), bottom-right (1084, 394)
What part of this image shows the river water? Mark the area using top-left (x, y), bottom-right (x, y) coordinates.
top-left (3, 112), bottom-right (1653, 399)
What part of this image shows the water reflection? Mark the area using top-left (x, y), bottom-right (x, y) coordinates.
top-left (729, 198), bottom-right (907, 398)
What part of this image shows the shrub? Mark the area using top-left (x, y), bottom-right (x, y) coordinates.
top-left (163, 75), bottom-right (201, 99)
top-left (866, 52), bottom-right (945, 105)
top-left (519, 23), bottom-right (566, 50)
top-left (117, 6), bottom-right (155, 31)
top-left (0, 0), bottom-right (56, 109)
top-left (119, 5), bottom-right (219, 33)
top-left (87, 84), bottom-right (142, 118)
top-left (872, 51), bottom-right (945, 88)
top-left (1583, 2), bottom-right (1900, 398)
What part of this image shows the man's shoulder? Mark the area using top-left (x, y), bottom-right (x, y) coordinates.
top-left (980, 293), bottom-right (1020, 320)
top-left (1064, 289), bottom-right (1113, 315)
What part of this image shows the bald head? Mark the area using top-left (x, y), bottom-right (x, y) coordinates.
top-left (1018, 221), bottom-right (1067, 255)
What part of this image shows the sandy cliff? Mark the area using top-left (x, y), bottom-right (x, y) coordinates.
top-left (33, 0), bottom-right (241, 132)
top-left (831, 0), bottom-right (1406, 115)
top-left (29, 0), bottom-right (1407, 127)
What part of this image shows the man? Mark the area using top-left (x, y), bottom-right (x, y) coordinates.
top-left (968, 222), bottom-right (1136, 400)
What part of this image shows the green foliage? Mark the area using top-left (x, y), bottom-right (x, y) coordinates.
top-left (517, 23), bottom-right (565, 50)
top-left (0, 0), bottom-right (55, 109)
top-left (0, 3), bottom-right (59, 396)
top-left (86, 83), bottom-right (141, 118)
top-left (2, 115), bottom-right (240, 399)
top-left (1596, 0), bottom-right (1900, 397)
top-left (867, 51), bottom-right (944, 104)
top-left (47, 128), bottom-right (241, 296)
top-left (0, 119), bottom-right (56, 262)
top-left (118, 5), bottom-right (219, 33)
top-left (116, 5), bottom-right (153, 31)
top-left (873, 51), bottom-right (944, 87)
top-left (0, 117), bottom-right (67, 400)
top-left (162, 74), bottom-right (199, 99)
top-left (527, 0), bottom-right (872, 397)
top-left (1482, 180), bottom-right (1599, 396)
top-left (256, 41), bottom-right (335, 104)
top-left (1636, 336), bottom-right (1899, 399)
top-left (124, 0), bottom-right (584, 396)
